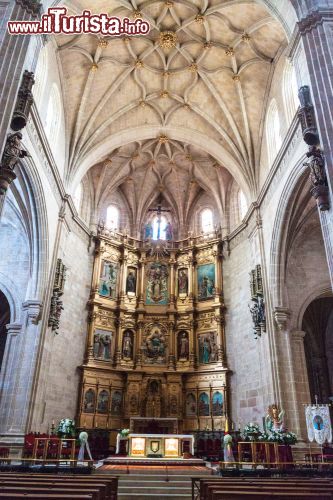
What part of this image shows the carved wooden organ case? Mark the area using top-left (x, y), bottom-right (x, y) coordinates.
top-left (78, 230), bottom-right (229, 432)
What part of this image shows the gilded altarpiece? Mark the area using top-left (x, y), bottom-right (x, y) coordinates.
top-left (78, 230), bottom-right (229, 436)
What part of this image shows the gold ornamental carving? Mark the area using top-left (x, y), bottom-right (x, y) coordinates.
top-left (159, 31), bottom-right (178, 50)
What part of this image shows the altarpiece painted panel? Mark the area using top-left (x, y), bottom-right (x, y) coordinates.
top-left (93, 329), bottom-right (112, 360)
top-left (197, 263), bottom-right (215, 300)
top-left (198, 332), bottom-right (218, 364)
top-left (99, 260), bottom-right (119, 299)
top-left (146, 262), bottom-right (168, 305)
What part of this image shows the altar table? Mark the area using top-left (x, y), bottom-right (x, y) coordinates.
top-left (116, 433), bottom-right (194, 458)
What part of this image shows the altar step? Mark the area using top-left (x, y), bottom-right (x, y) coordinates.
top-left (116, 473), bottom-right (201, 499)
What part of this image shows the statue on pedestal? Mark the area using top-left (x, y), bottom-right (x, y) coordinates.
top-left (265, 404), bottom-right (285, 433)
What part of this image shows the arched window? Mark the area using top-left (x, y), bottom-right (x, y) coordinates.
top-left (266, 98), bottom-right (282, 165)
top-left (73, 183), bottom-right (82, 212)
top-left (152, 215), bottom-right (167, 240)
top-left (201, 208), bottom-right (213, 233)
top-left (283, 60), bottom-right (299, 125)
top-left (239, 190), bottom-right (248, 220)
top-left (33, 46), bottom-right (48, 107)
top-left (106, 205), bottom-right (119, 230)
top-left (45, 84), bottom-right (61, 143)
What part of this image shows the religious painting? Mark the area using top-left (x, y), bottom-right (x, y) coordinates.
top-left (97, 390), bottom-right (109, 414)
top-left (126, 267), bottom-right (137, 294)
top-left (197, 263), bottom-right (215, 301)
top-left (93, 329), bottom-right (112, 360)
top-left (111, 390), bottom-right (122, 415)
top-left (177, 331), bottom-right (189, 360)
top-left (143, 326), bottom-right (167, 364)
top-left (178, 268), bottom-right (188, 295)
top-left (83, 389), bottom-right (95, 413)
top-left (186, 393), bottom-right (197, 417)
top-left (198, 332), bottom-right (218, 364)
top-left (199, 392), bottom-right (210, 416)
top-left (122, 329), bottom-right (134, 360)
top-left (99, 260), bottom-right (119, 299)
top-left (212, 391), bottom-right (224, 416)
top-left (146, 262), bottom-right (169, 305)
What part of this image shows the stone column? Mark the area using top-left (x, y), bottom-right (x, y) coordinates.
top-left (0, 1), bottom-right (41, 157)
top-left (0, 300), bottom-right (42, 450)
top-left (290, 9), bottom-right (333, 287)
top-left (290, 329), bottom-right (311, 440)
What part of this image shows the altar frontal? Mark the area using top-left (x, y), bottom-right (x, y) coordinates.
top-left (117, 433), bottom-right (194, 458)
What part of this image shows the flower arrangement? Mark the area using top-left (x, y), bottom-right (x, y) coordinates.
top-left (120, 428), bottom-right (130, 437)
top-left (257, 432), bottom-right (269, 442)
top-left (242, 422), bottom-right (261, 441)
top-left (267, 430), bottom-right (298, 445)
top-left (282, 431), bottom-right (298, 445)
top-left (56, 418), bottom-right (75, 438)
top-left (267, 430), bottom-right (284, 444)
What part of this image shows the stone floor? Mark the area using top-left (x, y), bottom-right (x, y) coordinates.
top-left (97, 464), bottom-right (213, 499)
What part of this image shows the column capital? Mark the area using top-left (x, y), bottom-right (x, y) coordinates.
top-left (22, 300), bottom-right (43, 324)
top-left (6, 323), bottom-right (23, 335)
top-left (297, 9), bottom-right (333, 35)
top-left (273, 307), bottom-right (291, 331)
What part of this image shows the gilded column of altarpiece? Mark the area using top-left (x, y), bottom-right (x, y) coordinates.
top-left (78, 229), bottom-right (229, 433)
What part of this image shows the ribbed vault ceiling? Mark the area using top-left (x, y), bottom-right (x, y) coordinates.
top-left (58, 0), bottom-right (286, 206)
top-left (88, 137), bottom-right (233, 227)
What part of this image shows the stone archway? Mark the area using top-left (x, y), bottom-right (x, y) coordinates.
top-left (0, 290), bottom-right (10, 372)
top-left (303, 296), bottom-right (333, 404)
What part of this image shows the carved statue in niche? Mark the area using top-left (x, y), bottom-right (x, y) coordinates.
top-left (143, 327), bottom-right (167, 364)
top-left (93, 330), bottom-right (112, 360)
top-left (145, 380), bottom-right (162, 418)
top-left (126, 268), bottom-right (137, 294)
top-left (169, 395), bottom-right (178, 415)
top-left (129, 394), bottom-right (138, 413)
top-left (178, 331), bottom-right (189, 360)
top-left (199, 332), bottom-right (218, 364)
top-left (122, 330), bottom-right (133, 359)
top-left (178, 268), bottom-right (188, 295)
top-left (99, 260), bottom-right (118, 299)
top-left (146, 263), bottom-right (168, 305)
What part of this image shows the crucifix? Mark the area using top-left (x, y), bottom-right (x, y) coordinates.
top-left (148, 194), bottom-right (170, 239)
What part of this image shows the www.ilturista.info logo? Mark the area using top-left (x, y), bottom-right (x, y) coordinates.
top-left (8, 7), bottom-right (151, 36)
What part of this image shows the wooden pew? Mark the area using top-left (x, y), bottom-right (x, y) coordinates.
top-left (0, 473), bottom-right (118, 500)
top-left (211, 492), bottom-right (331, 500)
top-left (0, 486), bottom-right (100, 499)
top-left (193, 477), bottom-right (333, 500)
top-left (0, 495), bottom-right (93, 499)
top-left (0, 479), bottom-right (107, 499)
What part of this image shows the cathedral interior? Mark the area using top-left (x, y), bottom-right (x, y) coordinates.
top-left (0, 0), bottom-right (333, 459)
